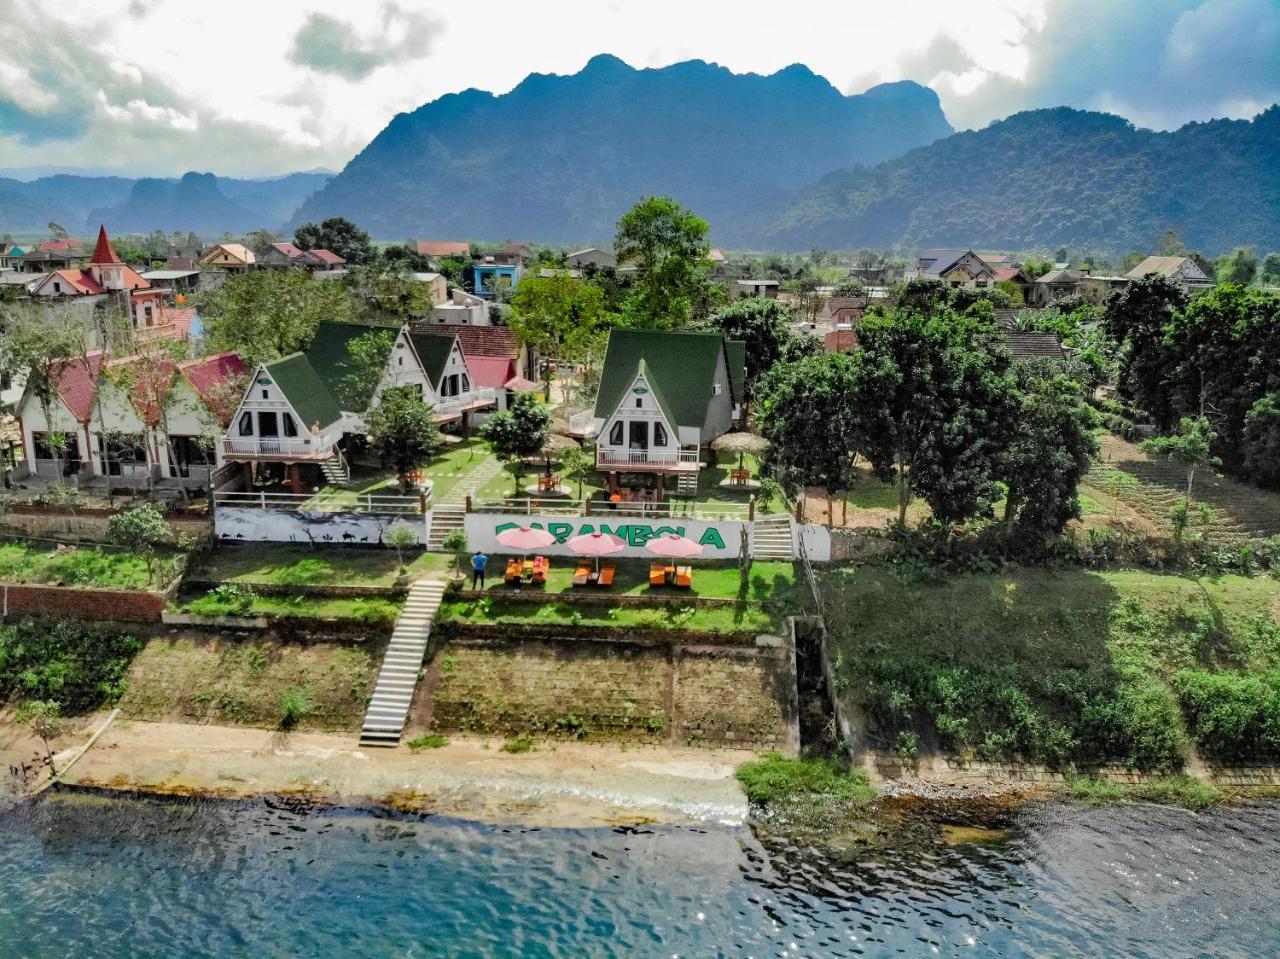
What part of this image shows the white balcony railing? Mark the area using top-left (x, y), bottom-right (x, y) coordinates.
top-left (569, 410), bottom-right (598, 437)
top-left (435, 387), bottom-right (498, 417)
top-left (596, 448), bottom-right (700, 471)
top-left (221, 435), bottom-right (338, 460)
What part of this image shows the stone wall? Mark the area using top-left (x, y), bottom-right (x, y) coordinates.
top-left (0, 507), bottom-right (209, 544)
top-left (415, 633), bottom-right (798, 752)
top-left (0, 582), bottom-right (167, 623)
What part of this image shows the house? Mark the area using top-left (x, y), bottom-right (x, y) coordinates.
top-left (0, 243), bottom-right (24, 271)
top-left (993, 267), bottom-right (1034, 303)
top-left (590, 329), bottom-right (745, 497)
top-left (376, 326), bottom-right (498, 425)
top-left (707, 248), bottom-right (727, 264)
top-left (1029, 269), bottom-right (1081, 307)
top-left (472, 260), bottom-right (520, 299)
top-left (415, 325), bottom-right (538, 410)
top-left (824, 329), bottom-right (858, 353)
top-left (1124, 256), bottom-right (1213, 292)
top-left (15, 248), bottom-right (82, 272)
top-left (415, 241), bottom-right (471, 261)
top-left (1077, 273), bottom-right (1131, 302)
top-left (489, 243), bottom-right (530, 267)
top-left (26, 227), bottom-right (175, 338)
top-left (907, 249), bottom-right (996, 288)
top-left (196, 243), bottom-right (255, 272)
top-left (847, 265), bottom-right (892, 286)
top-left (430, 288), bottom-right (490, 325)
top-left (259, 242), bottom-right (346, 273)
top-left (1003, 332), bottom-right (1069, 361)
top-left (410, 272), bottom-right (449, 306)
top-left (14, 345), bottom-right (246, 488)
top-left (730, 279), bottom-right (780, 300)
top-left (140, 268), bottom-right (202, 297)
top-left (566, 247), bottom-right (616, 270)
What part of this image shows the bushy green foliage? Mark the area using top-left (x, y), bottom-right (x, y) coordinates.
top-left (1173, 669), bottom-right (1280, 762)
top-left (501, 736), bottom-right (534, 754)
top-left (703, 297), bottom-right (798, 397)
top-left (736, 753), bottom-right (875, 808)
top-left (105, 503), bottom-right (170, 557)
top-left (615, 196), bottom-right (711, 328)
top-left (366, 386), bottom-right (442, 492)
top-left (1061, 775), bottom-right (1221, 810)
top-left (0, 619), bottom-right (143, 712)
top-left (197, 269), bottom-right (355, 363)
top-left (278, 686), bottom-right (313, 729)
top-left (294, 216), bottom-right (373, 264)
top-left (479, 393), bottom-right (550, 494)
top-left (408, 734), bottom-right (448, 750)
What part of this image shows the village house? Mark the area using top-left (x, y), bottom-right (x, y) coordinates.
top-left (589, 329), bottom-right (745, 498)
top-left (196, 242), bottom-right (255, 272)
top-left (472, 259), bottom-right (520, 300)
top-left (15, 247), bottom-right (83, 273)
top-left (412, 325), bottom-right (538, 411)
top-left (566, 247), bottom-right (616, 270)
top-left (1029, 268), bottom-right (1082, 307)
top-left (906, 249), bottom-right (997, 288)
top-left (430, 288), bottom-right (490, 325)
top-left (729, 279), bottom-right (780, 300)
top-left (0, 243), bottom-right (25, 271)
top-left (375, 326), bottom-right (498, 424)
top-left (410, 272), bottom-right (449, 306)
top-left (1124, 255), bottom-right (1214, 292)
top-left (258, 242), bottom-right (347, 273)
top-left (993, 266), bottom-right (1034, 303)
top-left (415, 241), bottom-right (471, 262)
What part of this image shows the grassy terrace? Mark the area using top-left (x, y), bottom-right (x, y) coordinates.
top-left (189, 544), bottom-right (453, 587)
top-left (822, 566), bottom-right (1280, 769)
top-left (177, 589), bottom-right (403, 626)
top-left (0, 539), bottom-right (181, 590)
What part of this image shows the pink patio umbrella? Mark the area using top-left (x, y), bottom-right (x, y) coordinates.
top-left (645, 534), bottom-right (704, 560)
top-left (566, 530), bottom-right (626, 573)
top-left (496, 525), bottom-right (557, 554)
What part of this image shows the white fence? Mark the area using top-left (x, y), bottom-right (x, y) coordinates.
top-left (435, 388), bottom-right (497, 417)
top-left (221, 436), bottom-right (337, 460)
top-left (596, 449), bottom-right (699, 471)
top-left (215, 490), bottom-right (425, 514)
top-left (470, 496), bottom-right (751, 521)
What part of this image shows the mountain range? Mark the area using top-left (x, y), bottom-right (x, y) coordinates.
top-left (1, 56), bottom-right (1276, 254)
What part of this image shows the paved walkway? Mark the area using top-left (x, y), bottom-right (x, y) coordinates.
top-left (438, 457), bottom-right (505, 505)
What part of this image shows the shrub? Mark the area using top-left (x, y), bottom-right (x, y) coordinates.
top-left (407, 734), bottom-right (448, 750)
top-left (736, 753), bottom-right (875, 808)
top-left (279, 686), bottom-right (313, 729)
top-left (0, 619), bottom-right (142, 712)
top-left (1173, 669), bottom-right (1280, 762)
top-left (501, 736), bottom-right (534, 754)
top-left (553, 714), bottom-right (588, 738)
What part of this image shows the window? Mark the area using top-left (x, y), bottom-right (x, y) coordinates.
top-left (261, 389), bottom-right (269, 400)
top-left (608, 421), bottom-right (623, 446)
top-left (712, 382), bottom-right (723, 396)
top-left (238, 412), bottom-right (253, 436)
top-left (398, 356), bottom-right (403, 366)
top-left (53, 282), bottom-right (62, 293)
top-left (282, 413), bottom-right (298, 437)
top-left (461, 374), bottom-right (470, 393)
top-left (654, 423), bottom-right (668, 447)
top-left (635, 397), bottom-right (643, 408)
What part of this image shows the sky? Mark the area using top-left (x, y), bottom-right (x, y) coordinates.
top-left (1, 0), bottom-right (1277, 178)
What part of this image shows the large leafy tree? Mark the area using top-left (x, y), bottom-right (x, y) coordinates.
top-left (1000, 371), bottom-right (1099, 542)
top-left (853, 310), bottom-right (1018, 526)
top-left (366, 386), bottom-right (441, 493)
top-left (197, 270), bottom-right (355, 364)
top-left (704, 297), bottom-right (797, 400)
top-left (508, 273), bottom-right (609, 396)
top-left (1104, 275), bottom-right (1187, 431)
top-left (757, 351), bottom-right (863, 515)
top-left (479, 393), bottom-right (551, 495)
top-left (1243, 394), bottom-right (1280, 489)
top-left (294, 217), bottom-right (373, 264)
top-left (614, 196), bottom-right (711, 329)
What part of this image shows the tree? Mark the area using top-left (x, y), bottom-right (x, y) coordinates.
top-left (1243, 394), bottom-right (1280, 489)
top-left (852, 310), bottom-right (1018, 526)
top-left (196, 270), bottom-right (354, 363)
top-left (387, 527), bottom-right (417, 574)
top-left (1217, 247), bottom-right (1258, 285)
top-left (1000, 372), bottom-right (1099, 542)
top-left (1104, 275), bottom-right (1188, 431)
top-left (479, 393), bottom-right (551, 495)
top-left (558, 443), bottom-right (595, 498)
top-left (16, 700), bottom-right (62, 775)
top-left (366, 387), bottom-right (442, 493)
top-left (442, 529), bottom-right (469, 582)
top-left (1261, 252), bottom-right (1280, 285)
top-left (757, 351), bottom-right (863, 522)
top-left (293, 217), bottom-right (373, 264)
top-left (105, 337), bottom-right (194, 503)
top-left (704, 297), bottom-right (796, 400)
top-left (508, 273), bottom-right (609, 398)
top-left (614, 196), bottom-right (711, 329)
top-left (243, 229), bottom-right (280, 259)
top-left (332, 328), bottom-right (395, 413)
top-left (1140, 416), bottom-right (1221, 504)
top-left (1157, 229), bottom-right (1186, 256)
top-left (106, 503), bottom-right (171, 583)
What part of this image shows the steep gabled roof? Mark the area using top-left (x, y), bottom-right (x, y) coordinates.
top-left (90, 226), bottom-right (122, 265)
top-left (262, 354), bottom-right (342, 429)
top-left (1124, 255), bottom-right (1202, 281)
top-left (593, 329), bottom-right (738, 431)
top-left (916, 249), bottom-right (969, 276)
top-left (48, 352), bottom-right (106, 423)
top-left (306, 320), bottom-right (397, 412)
top-left (31, 269), bottom-right (106, 296)
top-left (725, 339), bottom-right (746, 405)
top-left (408, 331), bottom-right (460, 386)
top-left (178, 351), bottom-right (248, 427)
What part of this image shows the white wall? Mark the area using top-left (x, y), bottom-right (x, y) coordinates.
top-left (463, 512), bottom-right (751, 560)
top-left (215, 507), bottom-right (426, 545)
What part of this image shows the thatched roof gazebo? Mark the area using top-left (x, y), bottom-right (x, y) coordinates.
top-left (711, 430), bottom-right (769, 469)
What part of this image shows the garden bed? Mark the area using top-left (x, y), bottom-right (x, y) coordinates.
top-left (435, 595), bottom-right (777, 639)
top-left (173, 586), bottom-right (403, 629)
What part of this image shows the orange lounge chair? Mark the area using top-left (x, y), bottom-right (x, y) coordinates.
top-left (504, 559), bottom-right (522, 584)
top-left (531, 556), bottom-right (549, 583)
top-left (597, 562), bottom-right (616, 587)
top-left (674, 565), bottom-right (693, 589)
top-left (572, 563), bottom-right (591, 587)
top-left (649, 563), bottom-right (667, 588)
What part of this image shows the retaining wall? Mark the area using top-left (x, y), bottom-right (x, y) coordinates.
top-left (0, 582), bottom-right (168, 623)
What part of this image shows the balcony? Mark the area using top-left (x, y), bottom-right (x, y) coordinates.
top-left (434, 387), bottom-right (498, 421)
top-left (596, 447), bottom-right (700, 473)
top-left (221, 434), bottom-right (337, 462)
top-left (568, 410), bottom-right (598, 438)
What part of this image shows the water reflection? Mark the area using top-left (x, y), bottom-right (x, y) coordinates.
top-left (1, 788), bottom-right (1279, 958)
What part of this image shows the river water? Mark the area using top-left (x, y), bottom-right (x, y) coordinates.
top-left (1, 789), bottom-right (1278, 958)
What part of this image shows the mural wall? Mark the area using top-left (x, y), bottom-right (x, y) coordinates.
top-left (464, 513), bottom-right (752, 559)
top-left (215, 507), bottom-right (426, 545)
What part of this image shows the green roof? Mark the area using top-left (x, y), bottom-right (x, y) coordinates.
top-left (725, 339), bottom-right (746, 404)
top-left (593, 329), bottom-right (739, 430)
top-left (306, 320), bottom-right (398, 412)
top-left (263, 353), bottom-right (343, 429)
top-left (407, 332), bottom-right (458, 386)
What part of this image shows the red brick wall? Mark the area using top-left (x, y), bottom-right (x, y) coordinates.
top-left (0, 584), bottom-right (165, 623)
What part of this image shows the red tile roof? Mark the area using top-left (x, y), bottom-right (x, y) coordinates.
top-left (178, 352), bottom-right (248, 426)
top-left (49, 352), bottom-right (106, 423)
top-left (90, 225), bottom-right (122, 265)
top-left (421, 326), bottom-right (519, 359)
top-left (37, 239), bottom-right (80, 253)
top-left (466, 355), bottom-right (517, 390)
top-left (35, 269), bottom-right (107, 295)
top-left (417, 241), bottom-right (471, 258)
top-left (106, 354), bottom-right (178, 426)
top-left (271, 241), bottom-right (307, 259)
top-left (309, 249), bottom-right (345, 266)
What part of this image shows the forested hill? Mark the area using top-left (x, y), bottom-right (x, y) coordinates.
top-left (289, 55), bottom-right (953, 244)
top-left (0, 171), bottom-right (333, 236)
top-left (762, 106), bottom-right (1280, 254)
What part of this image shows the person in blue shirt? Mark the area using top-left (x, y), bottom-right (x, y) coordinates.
top-left (471, 551), bottom-right (488, 590)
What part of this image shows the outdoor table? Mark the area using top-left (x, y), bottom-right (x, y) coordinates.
top-left (538, 474), bottom-right (559, 492)
top-left (730, 468), bottom-right (750, 486)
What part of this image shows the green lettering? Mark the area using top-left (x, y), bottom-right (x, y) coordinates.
top-left (698, 527), bottom-right (726, 550)
top-left (549, 522), bottom-right (572, 543)
top-left (495, 522), bottom-right (518, 535)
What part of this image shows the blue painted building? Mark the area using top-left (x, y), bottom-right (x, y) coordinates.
top-left (472, 262), bottom-right (520, 300)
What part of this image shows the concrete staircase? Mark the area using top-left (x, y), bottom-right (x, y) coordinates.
top-left (753, 513), bottom-right (796, 560)
top-left (320, 450), bottom-right (349, 484)
top-left (359, 580), bottom-right (447, 747)
top-left (675, 472), bottom-right (698, 496)
top-left (428, 505), bottom-right (466, 551)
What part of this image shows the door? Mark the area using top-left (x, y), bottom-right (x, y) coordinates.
top-left (258, 412), bottom-right (280, 452)
top-left (628, 421), bottom-right (648, 462)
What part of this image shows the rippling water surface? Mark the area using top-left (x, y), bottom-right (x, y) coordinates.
top-left (2, 789), bottom-right (1279, 957)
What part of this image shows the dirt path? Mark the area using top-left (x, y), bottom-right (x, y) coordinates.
top-left (57, 720), bottom-right (754, 828)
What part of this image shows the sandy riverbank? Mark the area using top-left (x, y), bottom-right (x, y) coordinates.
top-left (56, 720), bottom-right (756, 827)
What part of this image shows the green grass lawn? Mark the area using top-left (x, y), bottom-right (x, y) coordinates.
top-left (424, 438), bottom-right (509, 503)
top-left (476, 559), bottom-right (800, 604)
top-left (821, 566), bottom-right (1280, 770)
top-left (178, 588), bottom-right (402, 625)
top-left (189, 544), bottom-right (453, 587)
top-left (437, 595), bottom-right (777, 635)
top-left (0, 539), bottom-right (178, 589)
